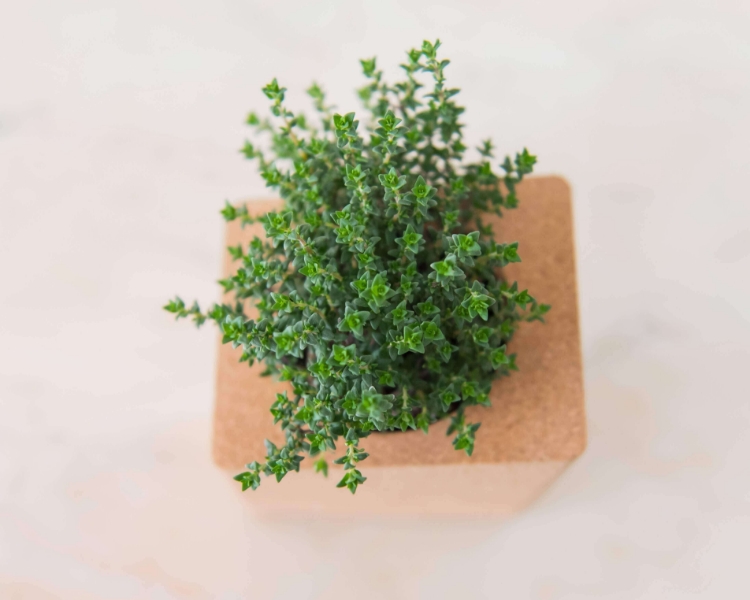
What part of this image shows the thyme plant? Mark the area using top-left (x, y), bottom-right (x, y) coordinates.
top-left (165, 40), bottom-right (548, 493)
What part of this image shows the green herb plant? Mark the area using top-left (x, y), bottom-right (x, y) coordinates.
top-left (165, 40), bottom-right (548, 494)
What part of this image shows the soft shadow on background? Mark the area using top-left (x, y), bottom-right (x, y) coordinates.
top-left (1, 1), bottom-right (748, 598)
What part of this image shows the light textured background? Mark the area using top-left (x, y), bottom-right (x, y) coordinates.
top-left (1, 1), bottom-right (748, 598)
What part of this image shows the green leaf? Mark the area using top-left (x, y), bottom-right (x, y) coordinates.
top-left (314, 459), bottom-right (329, 477)
top-left (220, 201), bottom-right (238, 221)
top-left (490, 345), bottom-right (510, 369)
top-left (420, 317), bottom-right (444, 342)
top-left (360, 57), bottom-right (377, 77)
top-left (411, 176), bottom-right (434, 199)
top-left (233, 470), bottom-right (260, 491)
top-left (336, 469), bottom-right (366, 494)
top-left (429, 254), bottom-right (463, 286)
top-left (163, 296), bottom-right (185, 314)
top-left (416, 412), bottom-right (430, 434)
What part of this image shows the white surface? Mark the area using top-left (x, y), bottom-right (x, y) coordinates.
top-left (1, 1), bottom-right (749, 598)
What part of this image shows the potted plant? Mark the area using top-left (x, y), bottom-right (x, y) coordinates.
top-left (165, 40), bottom-right (585, 514)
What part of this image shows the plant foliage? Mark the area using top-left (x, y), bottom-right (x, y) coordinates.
top-left (165, 40), bottom-right (549, 494)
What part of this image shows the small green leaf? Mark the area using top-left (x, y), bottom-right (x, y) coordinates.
top-left (314, 459), bottom-right (329, 477)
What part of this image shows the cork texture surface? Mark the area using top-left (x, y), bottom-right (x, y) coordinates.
top-left (213, 175), bottom-right (586, 470)
top-left (230, 461), bottom-right (572, 516)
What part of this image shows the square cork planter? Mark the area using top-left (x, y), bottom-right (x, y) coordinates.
top-left (212, 175), bottom-right (585, 515)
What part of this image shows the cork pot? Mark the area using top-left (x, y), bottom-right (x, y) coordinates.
top-left (212, 175), bottom-right (586, 515)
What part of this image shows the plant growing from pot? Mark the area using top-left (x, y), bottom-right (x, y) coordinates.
top-left (165, 40), bottom-right (584, 507)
